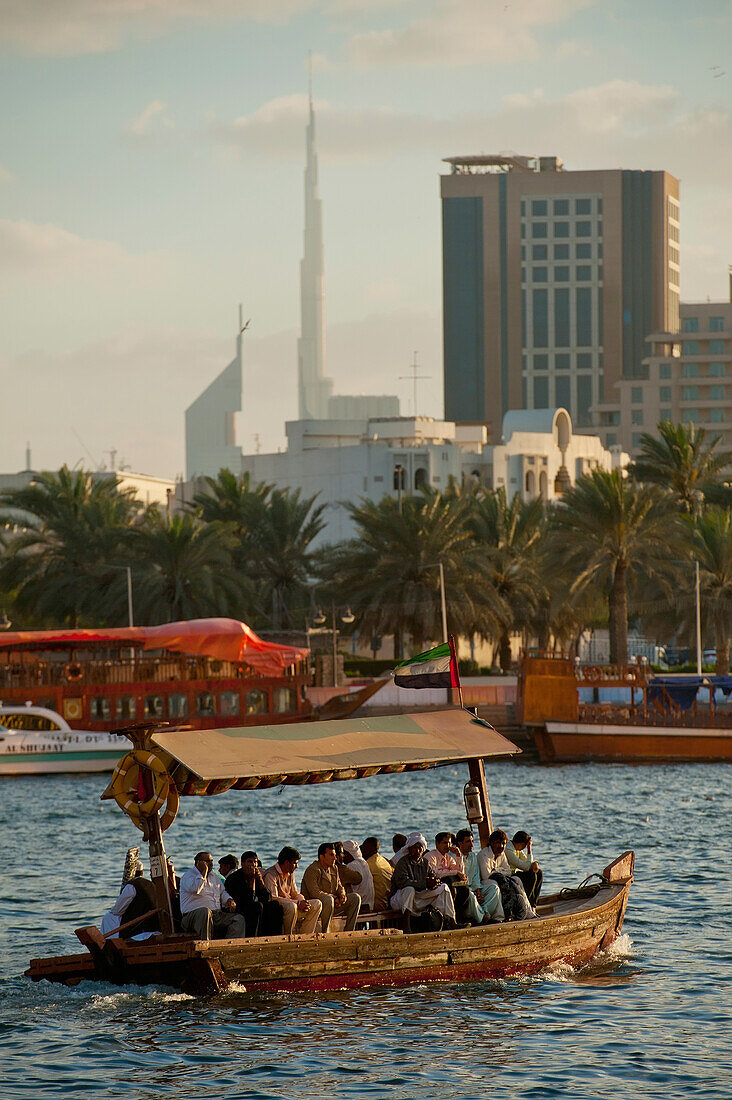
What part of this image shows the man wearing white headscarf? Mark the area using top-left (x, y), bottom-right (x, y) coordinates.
top-left (342, 840), bottom-right (375, 910)
top-left (389, 833), bottom-right (456, 925)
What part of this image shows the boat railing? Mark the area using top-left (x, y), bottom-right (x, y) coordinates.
top-left (578, 701), bottom-right (732, 728)
top-left (0, 655), bottom-right (307, 689)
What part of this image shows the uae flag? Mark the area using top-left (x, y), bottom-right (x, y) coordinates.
top-left (392, 638), bottom-right (460, 690)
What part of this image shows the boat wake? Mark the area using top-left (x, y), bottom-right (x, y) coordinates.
top-left (531, 933), bottom-right (639, 986)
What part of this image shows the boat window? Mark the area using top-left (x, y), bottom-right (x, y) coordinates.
top-left (219, 691), bottom-right (240, 716)
top-left (168, 693), bottom-right (188, 719)
top-left (144, 695), bottom-right (165, 719)
top-left (115, 696), bottom-right (137, 720)
top-left (246, 689), bottom-right (269, 715)
top-left (0, 713), bottom-right (60, 731)
top-left (273, 687), bottom-right (297, 713)
top-left (196, 692), bottom-right (216, 717)
top-left (90, 697), bottom-right (111, 720)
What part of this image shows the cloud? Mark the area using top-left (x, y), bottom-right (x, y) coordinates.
top-left (0, 219), bottom-right (172, 274)
top-left (0, 163), bottom-right (11, 182)
top-left (123, 99), bottom-right (174, 142)
top-left (345, 0), bottom-right (595, 69)
top-left (0, 0), bottom-right (317, 56)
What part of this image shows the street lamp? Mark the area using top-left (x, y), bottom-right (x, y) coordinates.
top-left (108, 565), bottom-right (134, 627)
top-left (420, 562), bottom-right (448, 643)
top-left (314, 603), bottom-right (355, 686)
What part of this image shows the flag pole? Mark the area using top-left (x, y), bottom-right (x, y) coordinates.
top-left (449, 634), bottom-right (464, 709)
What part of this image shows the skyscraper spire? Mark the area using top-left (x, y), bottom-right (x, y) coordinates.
top-left (297, 65), bottom-right (333, 420)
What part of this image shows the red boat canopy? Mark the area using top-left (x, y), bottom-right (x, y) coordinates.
top-left (0, 618), bottom-right (309, 677)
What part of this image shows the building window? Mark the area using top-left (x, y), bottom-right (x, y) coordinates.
top-left (576, 198), bottom-right (591, 215)
top-left (531, 199), bottom-right (547, 216)
top-left (606, 433), bottom-right (617, 446)
top-left (554, 199), bottom-right (569, 215)
top-left (533, 289), bottom-right (548, 347)
top-left (710, 385), bottom-right (725, 401)
top-left (682, 386), bottom-right (698, 401)
top-left (168, 693), bottom-right (188, 718)
top-left (660, 364), bottom-right (672, 379)
top-left (710, 408), bottom-right (725, 423)
top-left (631, 388), bottom-right (643, 404)
top-left (576, 243), bottom-right (591, 259)
top-left (710, 317), bottom-right (725, 332)
top-left (682, 363), bottom-right (699, 378)
top-left (710, 363), bottom-right (725, 377)
top-left (534, 353), bottom-right (548, 370)
top-left (660, 386), bottom-right (672, 402)
top-left (534, 376), bottom-right (549, 408)
top-left (521, 246), bottom-right (526, 260)
top-left (144, 695), bottom-right (164, 718)
top-left (554, 244), bottom-right (569, 260)
top-left (577, 352), bottom-right (592, 371)
top-left (631, 409), bottom-right (643, 426)
top-left (682, 340), bottom-right (698, 354)
top-left (274, 687), bottom-right (297, 713)
top-left (576, 220), bottom-right (592, 237)
top-left (116, 696), bottom-right (136, 720)
top-left (682, 317), bottom-right (699, 333)
top-left (554, 289), bottom-right (570, 348)
top-left (554, 266), bottom-right (570, 282)
top-left (554, 221), bottom-right (570, 238)
top-left (576, 375), bottom-right (593, 426)
top-left (555, 375), bottom-right (571, 409)
top-left (414, 467), bottom-right (428, 489)
top-left (532, 244), bottom-right (548, 260)
top-left (90, 697), bottom-right (111, 720)
top-left (685, 410), bottom-right (699, 423)
top-left (632, 433), bottom-right (643, 448)
top-left (219, 691), bottom-right (240, 716)
top-left (710, 340), bottom-right (725, 354)
top-left (576, 288), bottom-right (592, 347)
top-left (659, 409), bottom-right (671, 421)
top-left (521, 200), bottom-right (526, 215)
top-left (533, 266), bottom-right (548, 282)
top-left (555, 353), bottom-right (570, 370)
top-left (532, 222), bottom-right (548, 239)
top-left (576, 265), bottom-right (592, 281)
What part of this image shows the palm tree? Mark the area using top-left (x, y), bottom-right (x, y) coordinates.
top-left (324, 491), bottom-right (504, 658)
top-left (467, 488), bottom-right (546, 669)
top-left (690, 508), bottom-right (732, 674)
top-left (0, 467), bottom-right (140, 626)
top-left (548, 469), bottom-right (682, 667)
top-left (630, 420), bottom-right (731, 512)
top-left (249, 488), bottom-right (326, 629)
top-left (129, 511), bottom-right (244, 624)
top-left (191, 469), bottom-right (272, 572)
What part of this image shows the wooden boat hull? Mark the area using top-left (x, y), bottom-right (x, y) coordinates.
top-left (537, 722), bottom-right (732, 763)
top-left (26, 875), bottom-right (631, 996)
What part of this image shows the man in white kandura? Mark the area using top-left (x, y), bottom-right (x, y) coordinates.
top-left (455, 828), bottom-right (504, 923)
top-left (179, 851), bottom-right (246, 940)
top-left (389, 832), bottom-right (457, 926)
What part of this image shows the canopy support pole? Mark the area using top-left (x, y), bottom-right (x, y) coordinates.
top-left (468, 757), bottom-right (493, 846)
top-left (146, 813), bottom-right (174, 935)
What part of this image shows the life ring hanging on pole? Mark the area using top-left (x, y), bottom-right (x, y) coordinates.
top-left (65, 662), bottom-right (83, 683)
top-left (109, 749), bottom-right (179, 832)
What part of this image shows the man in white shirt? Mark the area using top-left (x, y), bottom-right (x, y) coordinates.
top-left (455, 828), bottom-right (503, 923)
top-left (179, 851), bottom-right (246, 940)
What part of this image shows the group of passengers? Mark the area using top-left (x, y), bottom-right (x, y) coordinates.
top-left (101, 828), bottom-right (541, 941)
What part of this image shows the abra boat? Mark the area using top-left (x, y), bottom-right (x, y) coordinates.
top-left (26, 709), bottom-right (634, 994)
top-left (0, 705), bottom-right (129, 775)
top-left (519, 655), bottom-right (732, 763)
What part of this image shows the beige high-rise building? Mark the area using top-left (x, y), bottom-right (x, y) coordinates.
top-left (441, 155), bottom-right (679, 440)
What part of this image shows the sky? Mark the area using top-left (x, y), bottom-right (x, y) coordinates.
top-left (1, 0), bottom-right (730, 479)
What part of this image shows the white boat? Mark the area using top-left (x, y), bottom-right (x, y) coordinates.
top-left (0, 705), bottom-right (128, 775)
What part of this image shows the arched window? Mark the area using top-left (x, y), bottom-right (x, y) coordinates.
top-left (196, 692), bottom-right (215, 717)
top-left (414, 467), bottom-right (428, 490)
top-left (168, 693), bottom-right (188, 719)
top-left (273, 687), bottom-right (297, 713)
top-left (246, 689), bottom-right (269, 715)
top-left (219, 691), bottom-right (240, 716)
top-left (144, 695), bottom-right (164, 718)
top-left (525, 470), bottom-right (535, 496)
top-left (393, 465), bottom-right (406, 490)
top-left (539, 471), bottom-right (548, 500)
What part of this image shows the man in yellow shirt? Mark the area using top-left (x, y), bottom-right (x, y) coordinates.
top-left (361, 836), bottom-right (394, 911)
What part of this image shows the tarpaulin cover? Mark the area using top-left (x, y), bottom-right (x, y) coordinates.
top-left (648, 676), bottom-right (703, 711)
top-left (150, 709), bottom-right (519, 787)
top-left (0, 618), bottom-right (309, 676)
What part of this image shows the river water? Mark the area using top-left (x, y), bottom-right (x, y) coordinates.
top-left (1, 761), bottom-right (730, 1099)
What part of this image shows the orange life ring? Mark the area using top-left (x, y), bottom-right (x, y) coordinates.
top-left (65, 662), bottom-right (83, 683)
top-left (109, 749), bottom-right (178, 832)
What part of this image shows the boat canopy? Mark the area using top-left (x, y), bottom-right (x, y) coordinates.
top-left (0, 618), bottom-right (309, 676)
top-left (648, 674), bottom-right (732, 711)
top-left (146, 709), bottom-right (519, 795)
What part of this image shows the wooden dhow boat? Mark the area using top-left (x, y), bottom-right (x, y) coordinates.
top-left (26, 709), bottom-right (634, 995)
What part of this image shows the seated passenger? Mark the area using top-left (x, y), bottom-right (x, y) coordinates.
top-left (426, 831), bottom-right (474, 925)
top-left (455, 828), bottom-right (503, 924)
top-left (333, 841), bottom-right (363, 892)
top-left (478, 831), bottom-right (535, 922)
top-left (390, 833), bottom-right (408, 867)
top-left (302, 842), bottom-right (361, 932)
top-left (100, 861), bottom-right (160, 938)
top-left (342, 840), bottom-right (375, 911)
top-left (263, 846), bottom-right (322, 935)
top-left (389, 833), bottom-right (457, 927)
top-left (361, 837), bottom-right (393, 911)
top-left (225, 851), bottom-right (284, 937)
top-left (179, 851), bottom-right (246, 940)
top-left (506, 831), bottom-right (543, 906)
top-left (218, 854), bottom-right (238, 879)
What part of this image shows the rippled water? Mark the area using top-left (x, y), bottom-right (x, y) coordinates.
top-left (1, 760), bottom-right (730, 1099)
